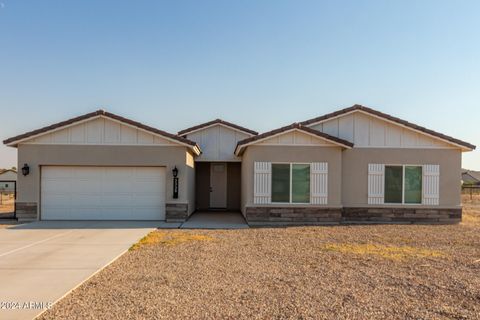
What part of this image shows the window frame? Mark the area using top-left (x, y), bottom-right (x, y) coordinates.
top-left (384, 164), bottom-right (423, 205)
top-left (271, 162), bottom-right (311, 204)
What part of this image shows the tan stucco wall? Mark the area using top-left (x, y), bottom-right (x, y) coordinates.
top-left (342, 148), bottom-right (462, 207)
top-left (17, 144), bottom-right (194, 214)
top-left (241, 145), bottom-right (343, 215)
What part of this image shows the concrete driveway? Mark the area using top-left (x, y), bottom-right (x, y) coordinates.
top-left (0, 220), bottom-right (179, 320)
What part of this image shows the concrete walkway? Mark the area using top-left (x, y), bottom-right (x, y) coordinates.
top-left (0, 220), bottom-right (180, 320)
top-left (181, 211), bottom-right (249, 229)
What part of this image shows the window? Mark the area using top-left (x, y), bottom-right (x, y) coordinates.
top-left (272, 164), bottom-right (290, 202)
top-left (405, 166), bottom-right (422, 203)
top-left (292, 164), bottom-right (310, 203)
top-left (272, 163), bottom-right (310, 203)
top-left (385, 166), bottom-right (403, 203)
top-left (384, 165), bottom-right (422, 204)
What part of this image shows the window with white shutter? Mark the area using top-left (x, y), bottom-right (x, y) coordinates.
top-left (254, 162), bottom-right (271, 204)
top-left (310, 162), bottom-right (328, 205)
top-left (423, 165), bottom-right (440, 205)
top-left (368, 164), bottom-right (385, 204)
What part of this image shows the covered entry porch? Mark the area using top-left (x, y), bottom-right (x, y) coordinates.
top-left (181, 211), bottom-right (248, 229)
top-left (195, 162), bottom-right (241, 211)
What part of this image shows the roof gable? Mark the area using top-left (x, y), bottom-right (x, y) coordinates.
top-left (301, 105), bottom-right (475, 151)
top-left (178, 119), bottom-right (258, 136)
top-left (185, 123), bottom-right (251, 162)
top-left (462, 170), bottom-right (480, 182)
top-left (3, 110), bottom-right (201, 154)
top-left (235, 123), bottom-right (353, 156)
top-left (0, 170), bottom-right (17, 180)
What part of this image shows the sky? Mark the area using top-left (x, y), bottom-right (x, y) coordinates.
top-left (0, 0), bottom-right (479, 169)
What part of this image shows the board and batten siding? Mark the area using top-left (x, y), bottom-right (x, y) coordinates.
top-left (308, 112), bottom-right (452, 148)
top-left (258, 131), bottom-right (335, 146)
top-left (23, 117), bottom-right (175, 146)
top-left (253, 162), bottom-right (328, 205)
top-left (186, 124), bottom-right (250, 161)
top-left (367, 163), bottom-right (440, 205)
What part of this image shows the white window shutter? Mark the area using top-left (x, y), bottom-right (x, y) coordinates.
top-left (423, 165), bottom-right (440, 205)
top-left (254, 162), bottom-right (271, 204)
top-left (368, 164), bottom-right (385, 204)
top-left (310, 162), bottom-right (328, 205)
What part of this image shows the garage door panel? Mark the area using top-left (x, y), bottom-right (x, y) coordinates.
top-left (41, 208), bottom-right (68, 220)
top-left (73, 167), bottom-right (103, 179)
top-left (41, 166), bottom-right (166, 220)
top-left (100, 194), bottom-right (134, 206)
top-left (73, 195), bottom-right (103, 206)
top-left (131, 195), bottom-right (165, 207)
top-left (42, 195), bottom-right (72, 207)
top-left (134, 208), bottom-right (163, 220)
top-left (104, 168), bottom-right (133, 179)
top-left (135, 168), bottom-right (164, 180)
top-left (132, 181), bottom-right (165, 193)
top-left (102, 182), bottom-right (135, 193)
top-left (99, 208), bottom-right (133, 219)
top-left (43, 167), bottom-right (74, 178)
top-left (70, 180), bottom-right (102, 193)
top-left (70, 208), bottom-right (112, 220)
top-left (42, 179), bottom-right (72, 193)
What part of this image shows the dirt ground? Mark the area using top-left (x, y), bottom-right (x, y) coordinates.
top-left (39, 199), bottom-right (480, 320)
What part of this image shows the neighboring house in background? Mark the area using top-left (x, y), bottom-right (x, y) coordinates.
top-left (461, 169), bottom-right (480, 185)
top-left (3, 105), bottom-right (476, 224)
top-left (0, 169), bottom-right (17, 193)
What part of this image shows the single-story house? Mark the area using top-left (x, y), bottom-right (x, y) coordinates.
top-left (461, 169), bottom-right (480, 186)
top-left (0, 169), bottom-right (17, 193)
top-left (3, 105), bottom-right (476, 224)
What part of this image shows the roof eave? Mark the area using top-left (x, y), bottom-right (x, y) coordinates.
top-left (3, 110), bottom-right (202, 152)
top-left (234, 125), bottom-right (353, 156)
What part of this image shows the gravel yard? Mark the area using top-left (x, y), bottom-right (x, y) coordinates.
top-left (40, 202), bottom-right (480, 320)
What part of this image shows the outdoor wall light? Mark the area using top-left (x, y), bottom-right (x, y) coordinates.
top-left (22, 163), bottom-right (30, 176)
top-left (172, 166), bottom-right (179, 178)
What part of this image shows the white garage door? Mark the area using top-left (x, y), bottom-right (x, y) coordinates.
top-left (41, 166), bottom-right (166, 220)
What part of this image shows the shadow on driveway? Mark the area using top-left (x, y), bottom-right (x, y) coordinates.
top-left (7, 220), bottom-right (181, 230)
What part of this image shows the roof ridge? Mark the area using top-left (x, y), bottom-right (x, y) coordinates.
top-left (178, 118), bottom-right (258, 136)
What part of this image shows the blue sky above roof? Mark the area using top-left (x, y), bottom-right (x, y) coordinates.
top-left (0, 0), bottom-right (478, 169)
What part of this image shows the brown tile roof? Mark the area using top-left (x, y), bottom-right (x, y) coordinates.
top-left (178, 119), bottom-right (258, 136)
top-left (0, 169), bottom-right (16, 175)
top-left (235, 123), bottom-right (354, 155)
top-left (300, 104), bottom-right (476, 150)
top-left (3, 110), bottom-right (200, 150)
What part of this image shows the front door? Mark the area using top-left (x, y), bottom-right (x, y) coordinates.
top-left (210, 163), bottom-right (227, 208)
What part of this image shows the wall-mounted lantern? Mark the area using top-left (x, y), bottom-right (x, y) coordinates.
top-left (172, 166), bottom-right (179, 199)
top-left (172, 166), bottom-right (179, 178)
top-left (22, 163), bottom-right (30, 176)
